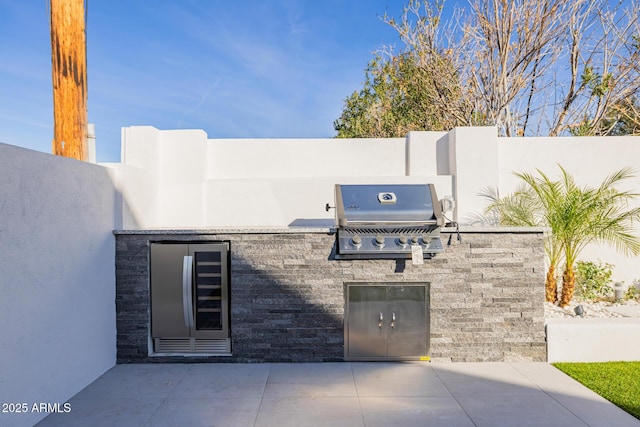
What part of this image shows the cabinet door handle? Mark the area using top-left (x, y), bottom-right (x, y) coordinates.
top-left (182, 256), bottom-right (194, 328)
top-left (390, 312), bottom-right (396, 329)
top-left (378, 312), bottom-right (384, 328)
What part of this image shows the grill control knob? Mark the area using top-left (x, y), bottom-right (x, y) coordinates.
top-left (422, 235), bottom-right (432, 246)
top-left (398, 235), bottom-right (408, 245)
top-left (375, 235), bottom-right (385, 246)
top-left (411, 236), bottom-right (419, 245)
top-left (351, 235), bottom-right (362, 246)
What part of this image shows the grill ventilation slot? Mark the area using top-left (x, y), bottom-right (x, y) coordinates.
top-left (343, 227), bottom-right (435, 235)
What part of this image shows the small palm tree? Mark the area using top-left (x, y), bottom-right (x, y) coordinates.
top-left (484, 183), bottom-right (563, 302)
top-left (487, 166), bottom-right (640, 307)
top-left (549, 167), bottom-right (640, 306)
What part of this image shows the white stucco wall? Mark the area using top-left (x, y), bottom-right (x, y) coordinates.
top-left (546, 319), bottom-right (640, 362)
top-left (205, 137), bottom-right (406, 179)
top-left (497, 136), bottom-right (640, 285)
top-left (202, 132), bottom-right (452, 226)
top-left (113, 126), bottom-right (164, 228)
top-left (497, 136), bottom-right (640, 192)
top-left (447, 127), bottom-right (500, 223)
top-left (204, 176), bottom-right (453, 227)
top-left (118, 127), bottom-right (454, 228)
top-left (115, 125), bottom-right (640, 283)
top-left (406, 131), bottom-right (449, 176)
top-left (0, 144), bottom-right (119, 427)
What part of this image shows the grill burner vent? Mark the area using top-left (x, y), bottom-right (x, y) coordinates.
top-left (342, 227), bottom-right (437, 235)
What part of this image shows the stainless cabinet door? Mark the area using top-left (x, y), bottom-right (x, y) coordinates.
top-left (150, 244), bottom-right (190, 338)
top-left (347, 285), bottom-right (388, 358)
top-left (387, 285), bottom-right (428, 358)
top-left (346, 283), bottom-right (429, 360)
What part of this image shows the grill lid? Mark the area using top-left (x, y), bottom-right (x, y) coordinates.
top-left (335, 184), bottom-right (444, 227)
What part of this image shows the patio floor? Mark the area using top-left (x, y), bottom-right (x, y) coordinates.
top-left (37, 362), bottom-right (639, 427)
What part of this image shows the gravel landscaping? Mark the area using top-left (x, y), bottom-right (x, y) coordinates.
top-left (544, 299), bottom-right (640, 319)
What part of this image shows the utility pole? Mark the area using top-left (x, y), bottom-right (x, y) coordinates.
top-left (50, 0), bottom-right (88, 160)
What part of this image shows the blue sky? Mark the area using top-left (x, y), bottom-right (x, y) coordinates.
top-left (0, 1), bottom-right (407, 163)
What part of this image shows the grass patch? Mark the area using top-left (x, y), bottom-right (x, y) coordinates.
top-left (553, 362), bottom-right (640, 420)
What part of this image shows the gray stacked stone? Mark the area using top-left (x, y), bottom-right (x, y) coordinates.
top-left (115, 229), bottom-right (546, 363)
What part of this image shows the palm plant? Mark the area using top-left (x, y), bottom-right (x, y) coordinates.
top-left (549, 167), bottom-right (640, 306)
top-left (486, 166), bottom-right (640, 306)
top-left (484, 183), bottom-right (563, 302)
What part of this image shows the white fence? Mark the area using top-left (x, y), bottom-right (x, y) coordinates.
top-left (0, 143), bottom-right (120, 427)
top-left (113, 125), bottom-right (640, 284)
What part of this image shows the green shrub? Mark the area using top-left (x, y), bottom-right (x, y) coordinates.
top-left (575, 260), bottom-right (613, 301)
top-left (625, 280), bottom-right (640, 301)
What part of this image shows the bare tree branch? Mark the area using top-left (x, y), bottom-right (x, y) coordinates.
top-left (335, 0), bottom-right (640, 138)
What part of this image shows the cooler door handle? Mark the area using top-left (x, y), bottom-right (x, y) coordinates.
top-left (182, 256), bottom-right (194, 328)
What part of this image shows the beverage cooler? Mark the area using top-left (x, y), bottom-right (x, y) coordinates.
top-left (150, 242), bottom-right (230, 354)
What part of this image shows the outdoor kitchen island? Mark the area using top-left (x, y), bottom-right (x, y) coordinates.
top-left (115, 226), bottom-right (547, 363)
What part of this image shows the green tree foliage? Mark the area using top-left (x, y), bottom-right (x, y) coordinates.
top-left (334, 51), bottom-right (473, 138)
top-left (570, 97), bottom-right (640, 136)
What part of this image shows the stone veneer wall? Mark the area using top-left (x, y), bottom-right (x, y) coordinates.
top-left (115, 229), bottom-right (546, 363)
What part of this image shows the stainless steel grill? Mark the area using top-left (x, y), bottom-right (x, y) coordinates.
top-left (332, 184), bottom-right (445, 259)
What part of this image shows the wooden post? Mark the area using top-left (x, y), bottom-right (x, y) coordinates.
top-left (50, 0), bottom-right (88, 160)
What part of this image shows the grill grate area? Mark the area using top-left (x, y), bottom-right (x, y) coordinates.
top-left (342, 227), bottom-right (436, 235)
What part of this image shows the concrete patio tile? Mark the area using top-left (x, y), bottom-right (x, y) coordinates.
top-left (454, 392), bottom-right (588, 427)
top-left (512, 362), bottom-right (640, 427)
top-left (34, 362), bottom-right (640, 427)
top-left (185, 362), bottom-right (271, 378)
top-left (147, 397), bottom-right (262, 427)
top-left (69, 363), bottom-right (190, 399)
top-left (169, 363), bottom-right (270, 399)
top-left (255, 397), bottom-right (364, 427)
top-left (351, 362), bottom-right (450, 397)
top-left (266, 362), bottom-right (355, 383)
top-left (36, 397), bottom-right (163, 427)
top-left (263, 362), bottom-right (358, 398)
top-left (359, 396), bottom-right (475, 427)
top-left (432, 362), bottom-right (542, 397)
top-left (511, 362), bottom-right (610, 396)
